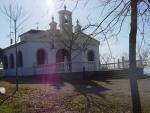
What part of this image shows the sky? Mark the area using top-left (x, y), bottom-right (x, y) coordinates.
top-left (0, 0), bottom-right (149, 61)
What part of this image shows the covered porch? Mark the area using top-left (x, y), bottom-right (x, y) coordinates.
top-left (34, 61), bottom-right (98, 75)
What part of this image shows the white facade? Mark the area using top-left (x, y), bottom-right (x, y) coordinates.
top-left (3, 7), bottom-right (100, 76)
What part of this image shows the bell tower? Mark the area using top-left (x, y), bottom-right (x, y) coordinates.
top-left (49, 16), bottom-right (57, 31)
top-left (59, 5), bottom-right (73, 33)
top-left (74, 20), bottom-right (82, 33)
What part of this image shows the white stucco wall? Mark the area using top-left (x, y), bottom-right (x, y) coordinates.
top-left (3, 39), bottom-right (100, 76)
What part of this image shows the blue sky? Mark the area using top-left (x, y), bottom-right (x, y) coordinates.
top-left (0, 0), bottom-right (149, 60)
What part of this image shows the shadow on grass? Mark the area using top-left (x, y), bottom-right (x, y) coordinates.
top-left (62, 78), bottom-right (110, 112)
top-left (0, 74), bottom-right (110, 95)
top-left (1, 74), bottom-right (112, 92)
top-left (0, 74), bottom-right (122, 113)
top-left (65, 79), bottom-right (109, 95)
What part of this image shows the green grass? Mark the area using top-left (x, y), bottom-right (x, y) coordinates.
top-left (0, 78), bottom-right (150, 113)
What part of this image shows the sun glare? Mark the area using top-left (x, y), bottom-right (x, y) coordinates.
top-left (47, 0), bottom-right (54, 6)
top-left (46, 0), bottom-right (55, 16)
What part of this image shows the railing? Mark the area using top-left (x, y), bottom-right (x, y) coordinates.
top-left (100, 60), bottom-right (144, 70)
top-left (34, 61), bottom-right (97, 74)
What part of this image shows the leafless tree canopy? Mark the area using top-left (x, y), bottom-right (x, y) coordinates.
top-left (72, 0), bottom-right (150, 38)
top-left (0, 2), bottom-right (28, 91)
top-left (60, 1), bottom-right (150, 113)
top-left (0, 2), bottom-right (28, 41)
top-left (60, 0), bottom-right (150, 63)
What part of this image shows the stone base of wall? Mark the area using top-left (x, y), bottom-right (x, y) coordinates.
top-left (60, 68), bottom-right (144, 81)
top-left (24, 68), bottom-right (144, 80)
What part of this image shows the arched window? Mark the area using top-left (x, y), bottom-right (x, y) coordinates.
top-left (9, 54), bottom-right (14, 68)
top-left (37, 49), bottom-right (46, 65)
top-left (18, 51), bottom-right (23, 67)
top-left (3, 55), bottom-right (8, 69)
top-left (87, 50), bottom-right (95, 61)
top-left (56, 49), bottom-right (71, 63)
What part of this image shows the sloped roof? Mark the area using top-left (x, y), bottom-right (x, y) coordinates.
top-left (20, 29), bottom-right (45, 37)
top-left (3, 41), bottom-right (26, 51)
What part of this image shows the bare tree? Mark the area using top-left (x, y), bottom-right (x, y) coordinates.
top-left (59, 21), bottom-right (92, 72)
top-left (1, 2), bottom-right (28, 91)
top-left (61, 0), bottom-right (150, 113)
top-left (137, 46), bottom-right (150, 66)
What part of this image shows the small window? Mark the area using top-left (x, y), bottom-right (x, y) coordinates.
top-left (37, 49), bottom-right (46, 65)
top-left (17, 51), bottom-right (23, 67)
top-left (9, 54), bottom-right (14, 68)
top-left (3, 55), bottom-right (8, 69)
top-left (87, 50), bottom-right (95, 61)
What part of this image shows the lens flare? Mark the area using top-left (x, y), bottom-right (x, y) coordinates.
top-left (0, 87), bottom-right (6, 94)
top-left (46, 0), bottom-right (55, 16)
top-left (47, 0), bottom-right (53, 6)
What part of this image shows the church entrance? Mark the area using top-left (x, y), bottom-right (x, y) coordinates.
top-left (56, 49), bottom-right (71, 63)
top-left (56, 49), bottom-right (71, 72)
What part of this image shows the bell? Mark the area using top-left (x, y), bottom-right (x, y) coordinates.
top-left (65, 19), bottom-right (68, 24)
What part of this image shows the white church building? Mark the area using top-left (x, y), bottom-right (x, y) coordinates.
top-left (3, 6), bottom-right (100, 76)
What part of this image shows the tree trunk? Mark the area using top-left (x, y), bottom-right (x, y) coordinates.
top-left (129, 0), bottom-right (142, 113)
top-left (69, 48), bottom-right (72, 72)
top-left (14, 20), bottom-right (19, 91)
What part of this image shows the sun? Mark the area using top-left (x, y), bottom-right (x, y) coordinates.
top-left (46, 0), bottom-right (55, 16)
top-left (47, 0), bottom-right (54, 6)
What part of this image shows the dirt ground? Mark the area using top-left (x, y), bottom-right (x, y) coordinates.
top-left (0, 77), bottom-right (150, 113)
